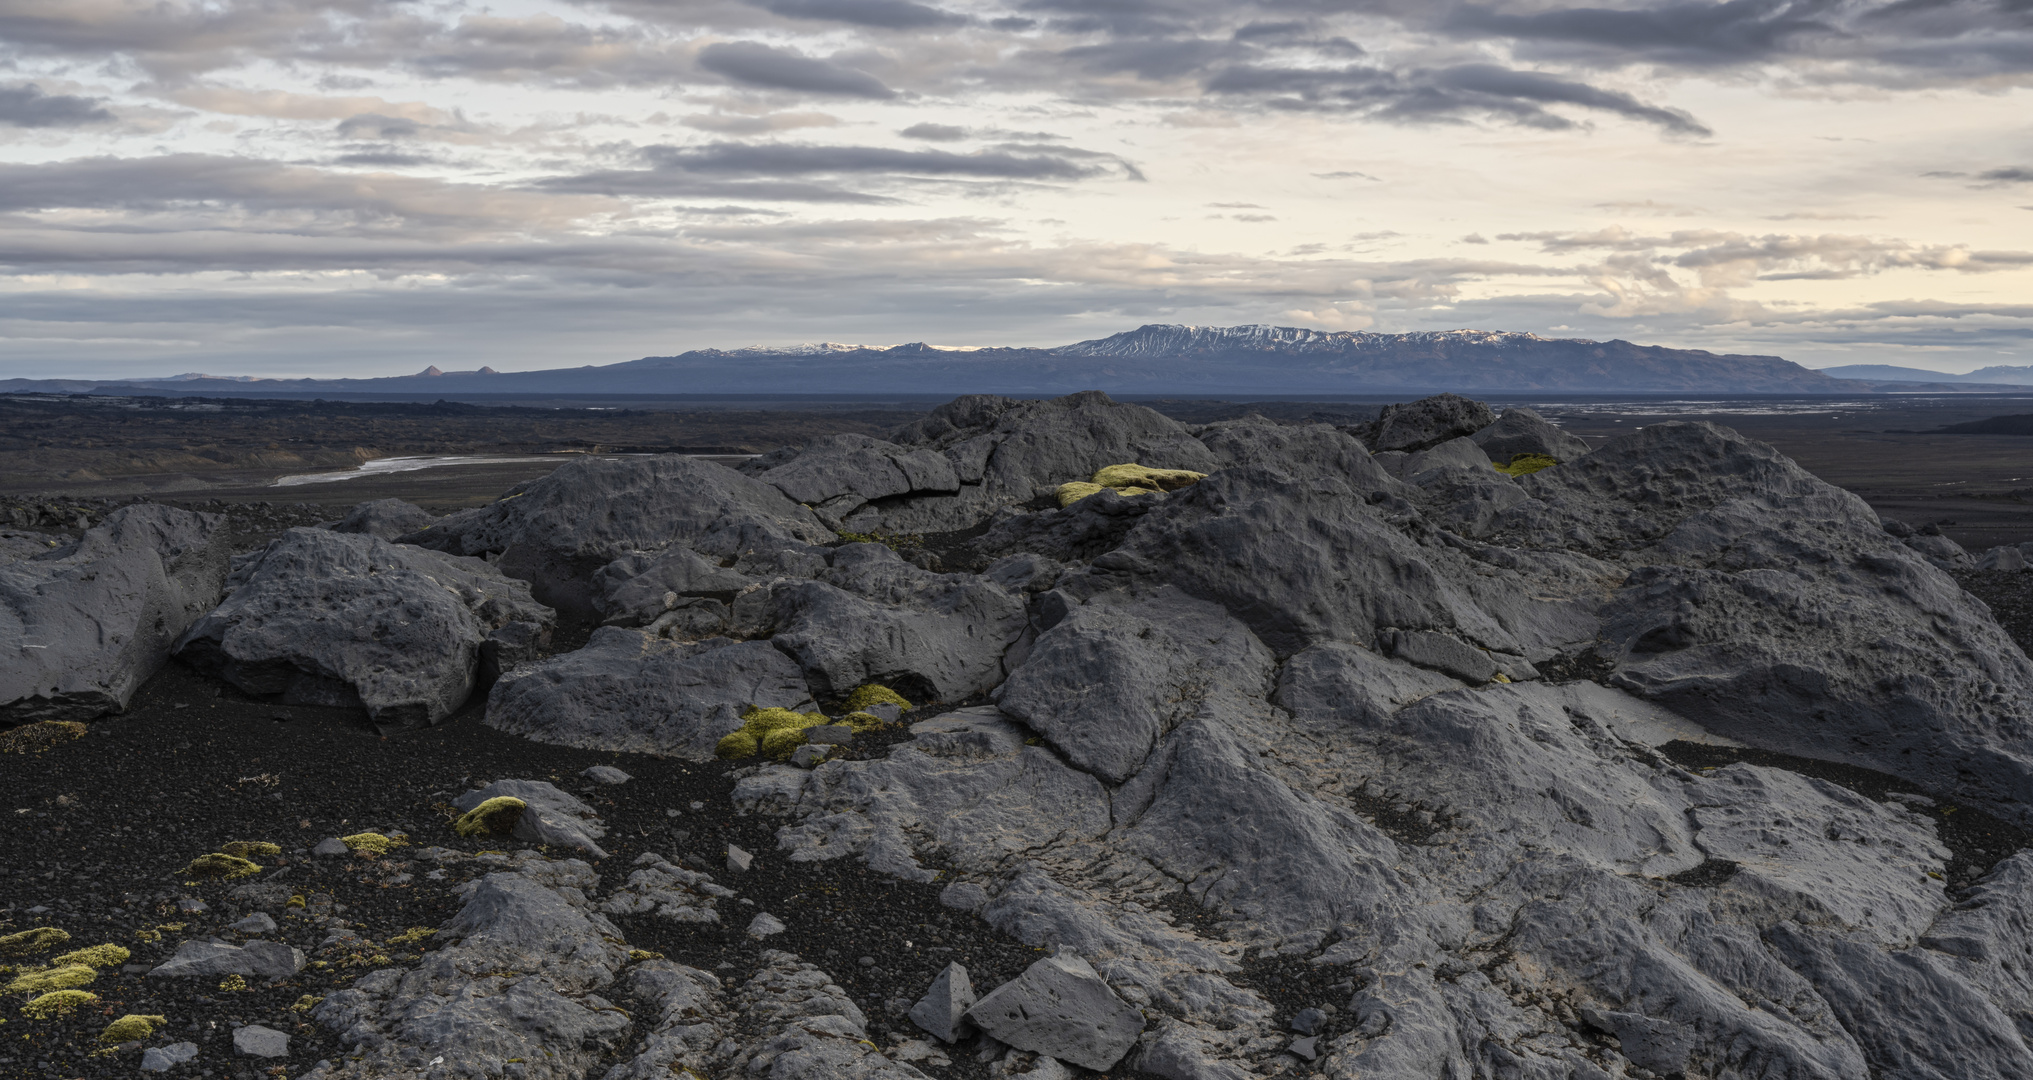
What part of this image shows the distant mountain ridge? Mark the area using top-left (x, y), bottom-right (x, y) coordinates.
top-left (0, 322), bottom-right (1946, 397)
top-left (1820, 362), bottom-right (2033, 386)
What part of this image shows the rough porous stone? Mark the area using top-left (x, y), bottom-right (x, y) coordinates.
top-left (1471, 406), bottom-right (1592, 462)
top-left (175, 528), bottom-right (553, 724)
top-left (1367, 393), bottom-right (1498, 452)
top-left (1, 504), bottom-right (230, 721)
top-left (453, 779), bottom-right (609, 858)
top-left (908, 961), bottom-right (977, 1043)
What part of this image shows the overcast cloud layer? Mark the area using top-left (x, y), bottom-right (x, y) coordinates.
top-left (1, 0), bottom-right (2030, 377)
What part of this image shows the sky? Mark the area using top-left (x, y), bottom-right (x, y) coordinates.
top-left (1, 1), bottom-right (2031, 379)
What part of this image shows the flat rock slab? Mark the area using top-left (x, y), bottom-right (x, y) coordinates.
top-left (966, 950), bottom-right (1142, 1071)
top-left (149, 939), bottom-right (304, 978)
top-left (233, 1024), bottom-right (289, 1058)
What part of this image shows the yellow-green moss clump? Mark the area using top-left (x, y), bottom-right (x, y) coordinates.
top-left (99, 1014), bottom-right (166, 1043)
top-left (219, 840), bottom-right (282, 860)
top-left (219, 975), bottom-right (248, 992)
top-left (1089, 464), bottom-right (1207, 492)
top-left (340, 832), bottom-right (408, 855)
top-left (1057, 463), bottom-right (1206, 507)
top-left (386, 927), bottom-right (437, 947)
top-left (841, 712), bottom-right (889, 733)
top-left (715, 706), bottom-right (829, 760)
top-left (1493, 453), bottom-right (1561, 477)
top-left (182, 852), bottom-right (263, 881)
top-left (21, 990), bottom-right (97, 1019)
top-left (0, 926), bottom-right (70, 958)
top-left (844, 684), bottom-right (912, 713)
top-left (452, 798), bottom-right (526, 838)
top-left (6, 964), bottom-right (97, 994)
top-left (49, 944), bottom-right (129, 969)
top-left (0, 721), bottom-right (87, 754)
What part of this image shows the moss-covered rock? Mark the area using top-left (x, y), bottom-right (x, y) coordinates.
top-left (1055, 481), bottom-right (1108, 507)
top-left (49, 944), bottom-right (128, 969)
top-left (0, 927), bottom-right (69, 958)
top-left (181, 853), bottom-right (263, 881)
top-left (21, 989), bottom-right (97, 1019)
top-left (715, 705), bottom-right (831, 760)
top-left (339, 832), bottom-right (408, 855)
top-left (99, 1014), bottom-right (166, 1043)
top-left (5, 964), bottom-right (97, 994)
top-left (219, 840), bottom-right (282, 859)
top-left (1090, 463), bottom-right (1207, 492)
top-left (842, 711), bottom-right (890, 733)
top-left (0, 721), bottom-right (87, 754)
top-left (844, 684), bottom-right (912, 712)
top-left (1493, 452), bottom-right (1561, 477)
top-left (452, 798), bottom-right (526, 838)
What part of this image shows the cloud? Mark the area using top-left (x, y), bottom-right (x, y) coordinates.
top-left (752, 0), bottom-right (969, 30)
top-left (681, 111), bottom-right (842, 134)
top-left (696, 41), bottom-right (897, 98)
top-left (336, 113), bottom-right (421, 140)
top-left (1314, 170), bottom-right (1380, 181)
top-left (541, 140), bottom-right (1145, 200)
top-left (901, 122), bottom-right (967, 140)
top-left (0, 83), bottom-right (114, 128)
top-left (1444, 1), bottom-right (1841, 67)
top-left (1205, 61), bottom-right (1711, 136)
top-left (1978, 166), bottom-right (2033, 184)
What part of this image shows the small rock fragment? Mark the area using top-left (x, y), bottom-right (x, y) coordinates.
top-left (1290, 1007), bottom-right (1325, 1035)
top-left (176, 898), bottom-right (208, 914)
top-left (229, 913), bottom-right (277, 935)
top-left (790, 743), bottom-right (831, 768)
top-left (1288, 1036), bottom-right (1319, 1061)
top-left (747, 912), bottom-right (787, 938)
top-left (910, 961), bottom-right (978, 1043)
top-left (803, 724), bottom-right (855, 745)
top-left (233, 1024), bottom-right (289, 1058)
top-left (727, 844), bottom-right (753, 873)
top-left (312, 837), bottom-right (349, 857)
top-left (140, 1042), bottom-right (199, 1072)
top-left (581, 764), bottom-right (632, 785)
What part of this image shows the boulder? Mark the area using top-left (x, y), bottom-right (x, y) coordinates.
top-left (1472, 407), bottom-right (1591, 462)
top-left (965, 948), bottom-right (1143, 1071)
top-left (322, 498), bottom-right (438, 540)
top-left (233, 1024), bottom-right (288, 1058)
top-left (1, 504), bottom-right (230, 721)
top-left (453, 779), bottom-right (609, 858)
top-left (750, 433), bottom-right (961, 524)
top-left (174, 528), bottom-right (553, 724)
top-left (149, 940), bottom-right (305, 978)
top-left (1367, 393), bottom-right (1498, 452)
top-left (399, 454), bottom-right (833, 615)
top-left (140, 1042), bottom-right (199, 1072)
top-left (485, 629), bottom-right (812, 758)
top-left (769, 543), bottom-right (1027, 701)
top-left (590, 546), bottom-right (754, 628)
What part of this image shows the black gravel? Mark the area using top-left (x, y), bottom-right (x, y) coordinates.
top-left (0, 659), bottom-right (1052, 1080)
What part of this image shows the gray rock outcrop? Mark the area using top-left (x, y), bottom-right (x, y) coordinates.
top-left (1, 504), bottom-right (230, 721)
top-left (484, 629), bottom-right (812, 757)
top-left (322, 498), bottom-right (439, 540)
top-left (1471, 406), bottom-right (1591, 462)
top-left (174, 528), bottom-right (554, 724)
top-left (1366, 392), bottom-right (1497, 452)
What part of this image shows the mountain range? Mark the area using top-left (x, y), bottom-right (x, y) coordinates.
top-left (0, 323), bottom-right (2013, 398)
top-left (1820, 363), bottom-right (2033, 386)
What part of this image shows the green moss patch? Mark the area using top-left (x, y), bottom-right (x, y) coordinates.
top-left (99, 1014), bottom-right (166, 1043)
top-left (49, 944), bottom-right (128, 969)
top-left (181, 852), bottom-right (263, 881)
top-left (0, 927), bottom-right (70, 958)
top-left (340, 832), bottom-right (408, 855)
top-left (1089, 463), bottom-right (1207, 492)
top-left (716, 706), bottom-right (831, 760)
top-left (219, 840), bottom-right (282, 859)
top-left (21, 989), bottom-right (97, 1019)
top-left (844, 684), bottom-right (911, 712)
top-left (5, 964), bottom-right (97, 994)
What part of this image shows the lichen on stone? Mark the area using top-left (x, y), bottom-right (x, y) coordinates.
top-left (21, 989), bottom-right (97, 1019)
top-left (0, 721), bottom-right (87, 754)
top-left (49, 944), bottom-right (129, 969)
top-left (181, 852), bottom-right (263, 880)
top-left (98, 1014), bottom-right (166, 1043)
top-left (5, 964), bottom-right (97, 994)
top-left (0, 927), bottom-right (69, 958)
top-left (452, 798), bottom-right (526, 838)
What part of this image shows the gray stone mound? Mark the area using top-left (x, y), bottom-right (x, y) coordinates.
top-left (485, 629), bottom-right (813, 757)
top-left (1, 504), bottom-right (230, 721)
top-left (398, 454), bottom-right (834, 615)
top-left (1365, 392), bottom-right (1497, 452)
top-left (322, 498), bottom-right (439, 540)
top-left (175, 528), bottom-right (554, 724)
top-left (1471, 406), bottom-right (1591, 462)
top-left (454, 779), bottom-right (610, 857)
top-left (310, 855), bottom-right (632, 1080)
